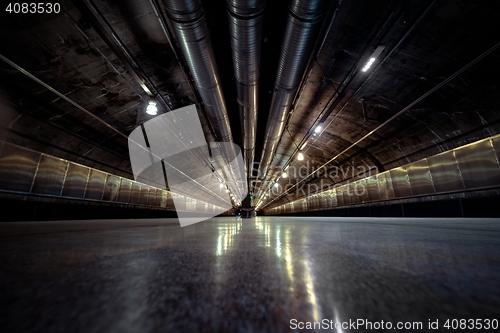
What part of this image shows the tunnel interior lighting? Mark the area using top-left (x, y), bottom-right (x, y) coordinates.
top-left (300, 142), bottom-right (307, 150)
top-left (297, 152), bottom-right (304, 161)
top-left (361, 45), bottom-right (386, 73)
top-left (282, 172), bottom-right (288, 178)
top-left (361, 57), bottom-right (376, 72)
top-left (313, 125), bottom-right (322, 135)
top-left (146, 101), bottom-right (158, 115)
top-left (219, 183), bottom-right (224, 188)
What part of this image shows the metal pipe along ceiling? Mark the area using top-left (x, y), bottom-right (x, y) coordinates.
top-left (162, 0), bottom-right (233, 144)
top-left (226, 0), bottom-right (266, 185)
top-left (257, 0), bottom-right (329, 187)
top-left (162, 0), bottom-right (247, 202)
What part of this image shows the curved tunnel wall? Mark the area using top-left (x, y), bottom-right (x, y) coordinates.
top-left (0, 141), bottom-right (228, 215)
top-left (264, 133), bottom-right (500, 215)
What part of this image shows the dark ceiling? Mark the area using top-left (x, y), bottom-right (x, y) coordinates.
top-left (1, 0), bottom-right (500, 210)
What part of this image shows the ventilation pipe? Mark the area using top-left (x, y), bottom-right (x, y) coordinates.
top-left (257, 0), bottom-right (329, 191)
top-left (162, 0), bottom-right (246, 201)
top-left (227, 0), bottom-right (266, 190)
top-left (162, 0), bottom-right (233, 144)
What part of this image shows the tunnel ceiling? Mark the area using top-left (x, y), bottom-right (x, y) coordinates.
top-left (1, 0), bottom-right (500, 210)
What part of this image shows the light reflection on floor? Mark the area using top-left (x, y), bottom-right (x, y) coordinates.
top-left (1, 216), bottom-right (499, 332)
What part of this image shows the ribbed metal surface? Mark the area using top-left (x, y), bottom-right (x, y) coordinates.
top-left (265, 134), bottom-right (500, 215)
top-left (343, 184), bottom-right (352, 205)
top-left (257, 0), bottom-right (329, 188)
top-left (357, 178), bottom-right (369, 202)
top-left (163, 0), bottom-right (247, 202)
top-left (103, 175), bottom-right (120, 202)
top-left (0, 144), bottom-right (40, 192)
top-left (162, 0), bottom-right (204, 22)
top-left (130, 182), bottom-right (142, 204)
top-left (492, 136), bottom-right (500, 160)
top-left (162, 0), bottom-right (233, 144)
top-left (227, 0), bottom-right (265, 183)
top-left (0, 142), bottom-right (227, 214)
top-left (160, 191), bottom-right (172, 208)
top-left (454, 139), bottom-right (500, 188)
top-left (140, 186), bottom-right (150, 205)
top-left (84, 169), bottom-right (107, 200)
top-left (288, 0), bottom-right (330, 20)
top-left (407, 158), bottom-right (435, 196)
top-left (377, 172), bottom-right (395, 200)
top-left (62, 164), bottom-right (90, 198)
top-left (117, 178), bottom-right (132, 203)
top-left (427, 151), bottom-right (465, 193)
top-left (172, 192), bottom-right (186, 211)
top-left (31, 155), bottom-right (68, 196)
top-left (366, 175), bottom-right (380, 201)
top-left (335, 186), bottom-right (343, 206)
top-left (390, 167), bottom-right (413, 198)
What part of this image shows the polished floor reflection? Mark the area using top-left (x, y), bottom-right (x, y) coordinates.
top-left (1, 217), bottom-right (499, 332)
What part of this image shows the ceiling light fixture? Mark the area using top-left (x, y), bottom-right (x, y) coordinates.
top-left (282, 172), bottom-right (288, 178)
top-left (313, 125), bottom-right (322, 135)
top-left (361, 57), bottom-right (376, 72)
top-left (297, 152), bottom-right (304, 161)
top-left (146, 100), bottom-right (158, 115)
top-left (300, 142), bottom-right (307, 150)
top-left (361, 45), bottom-right (386, 72)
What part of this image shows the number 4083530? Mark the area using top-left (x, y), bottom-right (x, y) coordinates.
top-left (6, 3), bottom-right (61, 14)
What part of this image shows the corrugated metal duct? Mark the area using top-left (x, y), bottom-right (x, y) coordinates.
top-left (227, 0), bottom-right (266, 185)
top-left (257, 0), bottom-right (330, 191)
top-left (162, 0), bottom-right (233, 144)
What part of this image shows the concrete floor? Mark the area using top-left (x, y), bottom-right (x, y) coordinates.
top-left (1, 216), bottom-right (499, 332)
